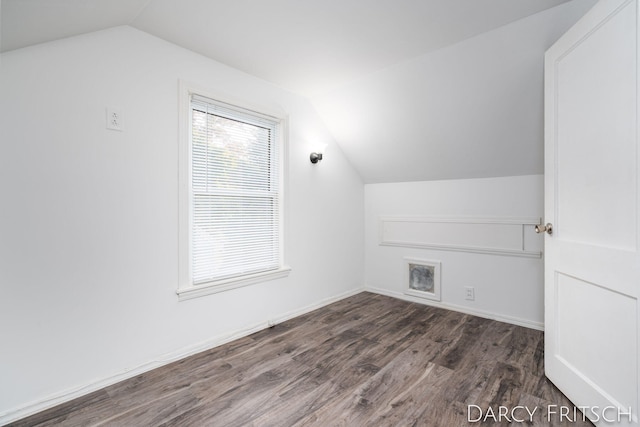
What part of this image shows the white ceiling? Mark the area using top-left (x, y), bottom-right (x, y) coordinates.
top-left (1, 0), bottom-right (594, 183)
top-left (1, 0), bottom-right (149, 53)
top-left (2, 0), bottom-right (570, 97)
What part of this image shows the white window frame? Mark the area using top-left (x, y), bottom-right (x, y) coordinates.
top-left (178, 81), bottom-right (290, 301)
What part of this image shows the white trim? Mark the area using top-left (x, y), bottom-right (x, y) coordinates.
top-left (365, 285), bottom-right (544, 331)
top-left (380, 215), bottom-right (541, 225)
top-left (381, 241), bottom-right (541, 258)
top-left (379, 215), bottom-right (542, 258)
top-left (268, 287), bottom-right (364, 324)
top-left (177, 267), bottom-right (292, 301)
top-left (178, 80), bottom-right (192, 295)
top-left (0, 287), bottom-right (364, 426)
top-left (178, 80), bottom-right (287, 120)
top-left (279, 118), bottom-right (290, 280)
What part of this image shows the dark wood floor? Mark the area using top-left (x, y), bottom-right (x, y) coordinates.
top-left (10, 292), bottom-right (592, 426)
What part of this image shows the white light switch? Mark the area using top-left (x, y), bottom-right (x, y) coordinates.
top-left (106, 108), bottom-right (123, 131)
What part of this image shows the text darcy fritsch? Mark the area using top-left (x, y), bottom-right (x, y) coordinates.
top-left (467, 404), bottom-right (632, 424)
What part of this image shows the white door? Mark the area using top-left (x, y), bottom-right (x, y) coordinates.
top-left (544, 0), bottom-right (639, 425)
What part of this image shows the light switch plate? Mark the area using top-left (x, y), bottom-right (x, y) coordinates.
top-left (106, 107), bottom-right (123, 131)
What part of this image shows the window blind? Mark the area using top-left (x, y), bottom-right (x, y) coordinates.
top-left (190, 95), bottom-right (281, 285)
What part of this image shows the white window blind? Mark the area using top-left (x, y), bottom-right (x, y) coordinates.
top-left (190, 94), bottom-right (281, 286)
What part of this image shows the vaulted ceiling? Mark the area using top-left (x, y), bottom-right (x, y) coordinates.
top-left (1, 0), bottom-right (595, 183)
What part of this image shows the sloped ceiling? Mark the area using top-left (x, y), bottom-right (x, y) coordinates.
top-left (1, 0), bottom-right (595, 183)
top-left (312, 0), bottom-right (597, 183)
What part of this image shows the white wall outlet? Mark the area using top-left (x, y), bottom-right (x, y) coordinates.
top-left (106, 107), bottom-right (123, 131)
top-left (464, 286), bottom-right (475, 301)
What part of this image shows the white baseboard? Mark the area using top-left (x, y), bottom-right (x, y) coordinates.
top-left (364, 286), bottom-right (544, 331)
top-left (0, 287), bottom-right (365, 426)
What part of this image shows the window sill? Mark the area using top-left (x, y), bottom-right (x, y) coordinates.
top-left (177, 266), bottom-right (292, 301)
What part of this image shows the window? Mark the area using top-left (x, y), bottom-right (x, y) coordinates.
top-left (178, 84), bottom-right (289, 300)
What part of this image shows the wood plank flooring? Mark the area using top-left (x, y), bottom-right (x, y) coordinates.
top-left (9, 292), bottom-right (592, 426)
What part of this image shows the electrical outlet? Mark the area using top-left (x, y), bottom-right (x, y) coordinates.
top-left (106, 107), bottom-right (123, 131)
top-left (464, 286), bottom-right (475, 301)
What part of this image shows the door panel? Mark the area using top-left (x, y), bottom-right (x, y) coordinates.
top-left (555, 0), bottom-right (637, 251)
top-left (545, 0), bottom-right (640, 425)
top-left (555, 272), bottom-right (637, 408)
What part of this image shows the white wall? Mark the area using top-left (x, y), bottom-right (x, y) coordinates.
top-left (0, 26), bottom-right (364, 422)
top-left (312, 0), bottom-right (597, 183)
top-left (365, 175), bottom-right (544, 328)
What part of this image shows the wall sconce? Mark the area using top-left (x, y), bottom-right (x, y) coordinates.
top-left (310, 152), bottom-right (323, 164)
top-left (310, 144), bottom-right (327, 164)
